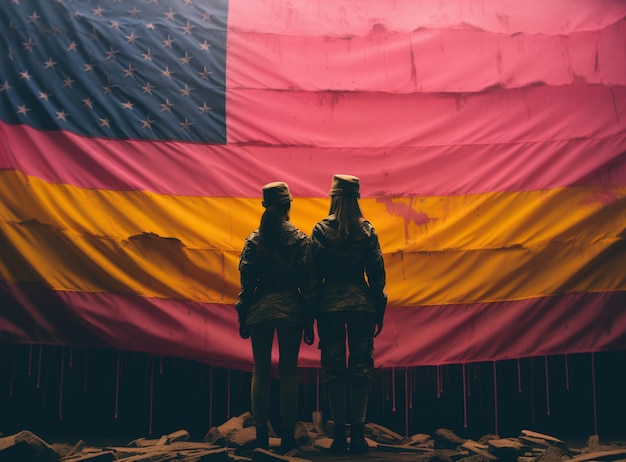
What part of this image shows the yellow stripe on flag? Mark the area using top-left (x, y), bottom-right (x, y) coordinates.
top-left (1, 170), bottom-right (624, 305)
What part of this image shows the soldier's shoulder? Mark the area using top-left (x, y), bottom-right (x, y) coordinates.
top-left (360, 220), bottom-right (377, 235)
top-left (283, 222), bottom-right (309, 242)
top-left (246, 229), bottom-right (261, 243)
top-left (314, 216), bottom-right (336, 230)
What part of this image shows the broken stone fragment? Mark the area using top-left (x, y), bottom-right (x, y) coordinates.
top-left (0, 430), bottom-right (61, 462)
top-left (434, 428), bottom-right (467, 449)
top-left (59, 450), bottom-right (117, 461)
top-left (586, 434), bottom-right (601, 453)
top-left (487, 438), bottom-right (530, 460)
top-left (571, 448), bottom-right (626, 462)
top-left (311, 411), bottom-right (324, 434)
top-left (405, 433), bottom-right (432, 446)
top-left (536, 445), bottom-right (568, 462)
top-left (520, 430), bottom-right (568, 451)
top-left (251, 447), bottom-right (309, 462)
top-left (461, 439), bottom-right (498, 460)
top-left (376, 441), bottom-right (433, 453)
top-left (229, 426), bottom-right (257, 447)
top-left (204, 411), bottom-right (260, 446)
top-left (365, 422), bottom-right (405, 444)
top-left (166, 430), bottom-right (190, 443)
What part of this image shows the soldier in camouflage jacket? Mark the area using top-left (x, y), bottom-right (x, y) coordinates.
top-left (310, 174), bottom-right (387, 455)
top-left (236, 182), bottom-right (315, 453)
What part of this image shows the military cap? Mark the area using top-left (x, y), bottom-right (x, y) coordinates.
top-left (328, 174), bottom-right (360, 198)
top-left (262, 181), bottom-right (293, 207)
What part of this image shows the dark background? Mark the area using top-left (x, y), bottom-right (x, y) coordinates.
top-left (1, 344), bottom-right (624, 445)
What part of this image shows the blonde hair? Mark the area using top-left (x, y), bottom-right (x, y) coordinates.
top-left (329, 195), bottom-right (363, 238)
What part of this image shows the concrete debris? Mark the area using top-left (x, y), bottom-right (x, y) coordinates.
top-left (1, 415), bottom-right (625, 462)
top-left (536, 446), bottom-right (569, 462)
top-left (519, 430), bottom-right (569, 452)
top-left (571, 449), bottom-right (626, 462)
top-left (585, 435), bottom-right (601, 453)
top-left (250, 448), bottom-right (310, 462)
top-left (461, 440), bottom-right (499, 460)
top-left (0, 430), bottom-right (61, 462)
top-left (129, 429), bottom-right (191, 448)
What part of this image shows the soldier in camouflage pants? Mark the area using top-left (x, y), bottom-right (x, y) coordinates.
top-left (317, 311), bottom-right (375, 383)
top-left (311, 174), bottom-right (387, 454)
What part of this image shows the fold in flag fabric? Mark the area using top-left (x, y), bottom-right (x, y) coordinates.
top-left (1, 0), bottom-right (625, 370)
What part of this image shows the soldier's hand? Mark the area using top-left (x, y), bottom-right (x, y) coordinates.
top-left (304, 323), bottom-right (315, 345)
top-left (239, 322), bottom-right (250, 339)
top-left (374, 320), bottom-right (383, 337)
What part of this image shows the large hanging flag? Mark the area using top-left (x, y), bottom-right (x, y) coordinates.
top-left (1, 0), bottom-right (625, 370)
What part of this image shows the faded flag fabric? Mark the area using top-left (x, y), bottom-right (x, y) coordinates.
top-left (1, 0), bottom-right (625, 370)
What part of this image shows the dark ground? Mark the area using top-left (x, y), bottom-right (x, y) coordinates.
top-left (1, 345), bottom-right (625, 460)
top-left (36, 432), bottom-right (626, 462)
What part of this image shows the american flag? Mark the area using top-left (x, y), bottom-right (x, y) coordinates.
top-left (0, 0), bottom-right (228, 143)
top-left (1, 0), bottom-right (625, 370)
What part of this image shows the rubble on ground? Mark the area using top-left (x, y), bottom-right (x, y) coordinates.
top-left (1, 413), bottom-right (625, 462)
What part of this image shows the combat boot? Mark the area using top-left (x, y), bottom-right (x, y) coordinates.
top-left (330, 422), bottom-right (348, 454)
top-left (255, 426), bottom-right (269, 449)
top-left (279, 426), bottom-right (298, 454)
top-left (349, 422), bottom-right (368, 454)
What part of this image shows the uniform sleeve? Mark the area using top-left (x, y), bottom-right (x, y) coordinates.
top-left (310, 223), bottom-right (327, 316)
top-left (364, 225), bottom-right (387, 320)
top-left (236, 236), bottom-right (258, 323)
top-left (310, 223), bottom-right (328, 295)
top-left (296, 235), bottom-right (316, 323)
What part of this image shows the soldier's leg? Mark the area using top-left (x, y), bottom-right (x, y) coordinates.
top-left (346, 312), bottom-right (375, 454)
top-left (249, 322), bottom-right (275, 448)
top-left (317, 312), bottom-right (348, 452)
top-left (276, 322), bottom-right (303, 452)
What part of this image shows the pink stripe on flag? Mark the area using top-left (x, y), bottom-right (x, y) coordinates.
top-left (225, 86), bottom-right (625, 147)
top-left (227, 0), bottom-right (626, 36)
top-left (2, 122), bottom-right (625, 197)
top-left (227, 19), bottom-right (626, 93)
top-left (1, 282), bottom-right (625, 368)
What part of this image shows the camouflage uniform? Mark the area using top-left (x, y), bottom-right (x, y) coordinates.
top-left (311, 216), bottom-right (386, 385)
top-left (236, 215), bottom-right (314, 448)
top-left (236, 220), bottom-right (314, 328)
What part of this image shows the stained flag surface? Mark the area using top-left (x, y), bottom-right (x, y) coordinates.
top-left (1, 0), bottom-right (625, 370)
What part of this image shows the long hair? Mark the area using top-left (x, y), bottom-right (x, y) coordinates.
top-left (329, 195), bottom-right (363, 239)
top-left (257, 202), bottom-right (290, 257)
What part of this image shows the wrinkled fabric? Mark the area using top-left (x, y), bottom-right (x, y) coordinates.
top-left (1, 0), bottom-right (625, 369)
